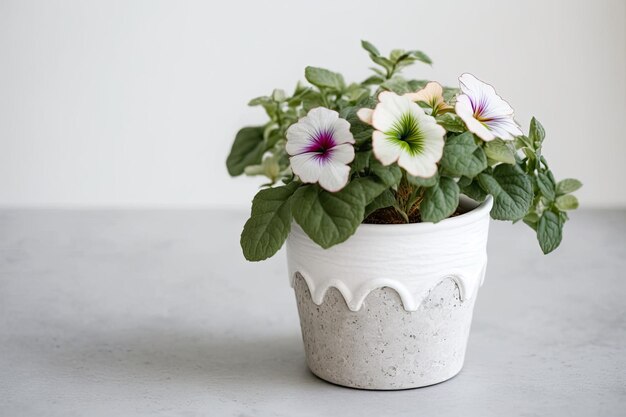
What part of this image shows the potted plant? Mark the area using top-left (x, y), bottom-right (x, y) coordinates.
top-left (226, 41), bottom-right (581, 390)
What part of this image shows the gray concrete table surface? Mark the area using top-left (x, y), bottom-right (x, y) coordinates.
top-left (0, 209), bottom-right (625, 417)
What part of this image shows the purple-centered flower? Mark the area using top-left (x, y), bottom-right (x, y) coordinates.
top-left (286, 107), bottom-right (355, 192)
top-left (455, 73), bottom-right (523, 142)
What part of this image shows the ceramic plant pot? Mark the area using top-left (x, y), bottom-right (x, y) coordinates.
top-left (286, 196), bottom-right (494, 390)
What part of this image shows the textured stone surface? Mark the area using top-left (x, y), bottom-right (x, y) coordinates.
top-left (294, 274), bottom-right (476, 389)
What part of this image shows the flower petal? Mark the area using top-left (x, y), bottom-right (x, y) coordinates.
top-left (397, 151), bottom-right (438, 178)
top-left (286, 120), bottom-right (318, 155)
top-left (289, 153), bottom-right (322, 184)
top-left (372, 130), bottom-right (402, 165)
top-left (404, 81), bottom-right (443, 103)
top-left (356, 108), bottom-right (374, 125)
top-left (416, 115), bottom-right (445, 161)
top-left (372, 91), bottom-right (423, 132)
top-left (330, 117), bottom-right (355, 145)
top-left (455, 94), bottom-right (496, 141)
top-left (317, 160), bottom-right (351, 192)
top-left (307, 107), bottom-right (339, 132)
top-left (485, 117), bottom-right (523, 140)
top-left (330, 143), bottom-right (355, 164)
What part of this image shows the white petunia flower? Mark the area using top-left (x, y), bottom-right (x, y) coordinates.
top-left (455, 73), bottom-right (523, 141)
top-left (359, 91), bottom-right (445, 178)
top-left (286, 107), bottom-right (355, 192)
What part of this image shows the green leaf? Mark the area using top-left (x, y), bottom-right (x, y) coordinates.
top-left (226, 126), bottom-right (266, 176)
top-left (555, 194), bottom-right (579, 211)
top-left (420, 176), bottom-right (460, 223)
top-left (435, 113), bottom-right (466, 133)
top-left (370, 55), bottom-right (394, 73)
top-left (304, 66), bottom-right (345, 91)
top-left (460, 178), bottom-right (488, 202)
top-left (484, 139), bottom-right (516, 164)
top-left (240, 182), bottom-right (300, 261)
top-left (440, 132), bottom-right (488, 177)
top-left (529, 117), bottom-right (545, 145)
top-left (361, 40), bottom-right (380, 57)
top-left (362, 75), bottom-right (385, 86)
top-left (271, 89), bottom-right (286, 102)
top-left (523, 212), bottom-right (540, 231)
top-left (556, 178), bottom-right (583, 195)
top-left (537, 210), bottom-right (563, 254)
top-left (442, 86), bottom-right (459, 101)
top-left (301, 90), bottom-right (325, 112)
top-left (380, 77), bottom-right (412, 94)
top-left (292, 184), bottom-right (365, 249)
top-left (406, 172), bottom-right (438, 187)
top-left (407, 50), bottom-right (432, 65)
top-left (389, 49), bottom-right (406, 62)
top-left (478, 164), bottom-right (533, 221)
top-left (345, 84), bottom-right (370, 103)
top-left (369, 159), bottom-right (402, 187)
top-left (537, 172), bottom-right (556, 201)
top-left (339, 105), bottom-right (374, 145)
top-left (350, 151), bottom-right (371, 174)
top-left (364, 189), bottom-right (396, 218)
top-left (349, 176), bottom-right (388, 204)
top-left (248, 96), bottom-right (272, 107)
top-left (405, 80), bottom-right (426, 92)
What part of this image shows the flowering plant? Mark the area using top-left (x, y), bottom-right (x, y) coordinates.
top-left (227, 41), bottom-right (581, 261)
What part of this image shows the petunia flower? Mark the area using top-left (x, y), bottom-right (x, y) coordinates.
top-left (358, 91), bottom-right (445, 178)
top-left (455, 73), bottom-right (523, 141)
top-left (286, 107), bottom-right (355, 192)
top-left (404, 81), bottom-right (452, 116)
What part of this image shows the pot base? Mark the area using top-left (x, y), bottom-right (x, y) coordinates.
top-left (293, 273), bottom-right (477, 390)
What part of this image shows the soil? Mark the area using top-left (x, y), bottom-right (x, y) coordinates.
top-left (363, 207), bottom-right (465, 224)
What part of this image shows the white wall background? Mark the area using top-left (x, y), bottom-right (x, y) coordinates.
top-left (1, 0), bottom-right (624, 208)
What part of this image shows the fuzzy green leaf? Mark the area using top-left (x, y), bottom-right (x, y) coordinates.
top-left (365, 189), bottom-right (396, 217)
top-left (484, 139), bottom-right (516, 164)
top-left (555, 194), bottom-right (579, 211)
top-left (350, 151), bottom-right (371, 174)
top-left (240, 182), bottom-right (299, 261)
top-left (339, 105), bottom-right (374, 145)
top-left (361, 40), bottom-right (380, 56)
top-left (420, 176), bottom-right (460, 223)
top-left (380, 77), bottom-right (413, 94)
top-left (406, 172), bottom-right (438, 187)
top-left (292, 184), bottom-right (366, 249)
top-left (349, 176), bottom-right (388, 204)
top-left (440, 132), bottom-right (488, 178)
top-left (556, 178), bottom-right (583, 196)
top-left (537, 172), bottom-right (556, 201)
top-left (407, 50), bottom-right (432, 65)
top-left (304, 66), bottom-right (345, 91)
top-left (529, 117), bottom-right (545, 145)
top-left (362, 75), bottom-right (385, 86)
top-left (461, 178), bottom-right (488, 202)
top-left (226, 126), bottom-right (266, 176)
top-left (370, 55), bottom-right (394, 73)
top-left (478, 164), bottom-right (533, 221)
top-left (435, 113), bottom-right (466, 133)
top-left (369, 159), bottom-right (402, 187)
top-left (537, 210), bottom-right (563, 254)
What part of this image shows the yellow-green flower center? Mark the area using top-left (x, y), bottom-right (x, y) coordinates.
top-left (387, 113), bottom-right (424, 156)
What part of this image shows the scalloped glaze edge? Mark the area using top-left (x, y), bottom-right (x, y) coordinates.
top-left (286, 196), bottom-right (494, 312)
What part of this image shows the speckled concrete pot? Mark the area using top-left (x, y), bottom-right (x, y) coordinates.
top-left (286, 196), bottom-right (493, 390)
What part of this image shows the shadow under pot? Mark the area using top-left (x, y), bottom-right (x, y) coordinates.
top-left (286, 196), bottom-right (493, 390)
